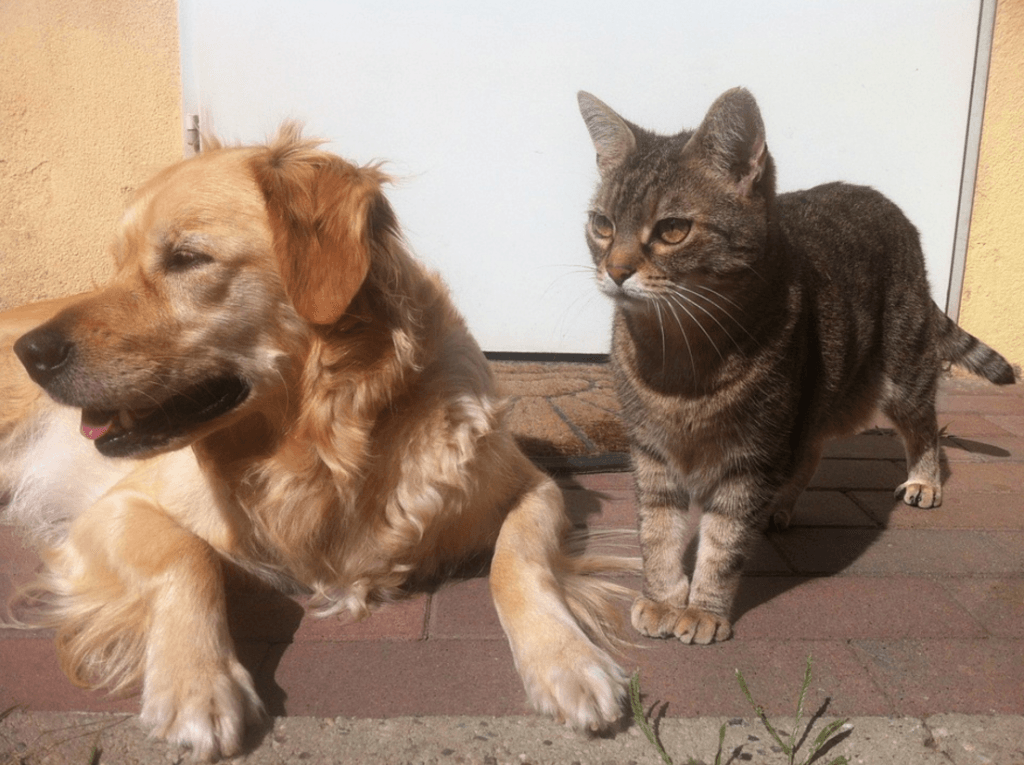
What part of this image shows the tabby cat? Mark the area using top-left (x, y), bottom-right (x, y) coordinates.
top-left (577, 87), bottom-right (1015, 645)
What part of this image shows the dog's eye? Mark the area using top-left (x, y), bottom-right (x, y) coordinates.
top-left (165, 249), bottom-right (213, 273)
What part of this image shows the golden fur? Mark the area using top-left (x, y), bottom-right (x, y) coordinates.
top-left (1, 126), bottom-right (633, 760)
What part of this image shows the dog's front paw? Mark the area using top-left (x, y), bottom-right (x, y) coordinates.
top-left (631, 596), bottom-right (732, 644)
top-left (141, 657), bottom-right (265, 761)
top-left (519, 638), bottom-right (628, 732)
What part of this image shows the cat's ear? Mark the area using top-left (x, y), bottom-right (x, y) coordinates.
top-left (578, 91), bottom-right (637, 177)
top-left (691, 87), bottom-right (769, 198)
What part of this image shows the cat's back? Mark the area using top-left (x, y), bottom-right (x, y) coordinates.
top-left (774, 182), bottom-right (938, 408)
top-left (776, 182), bottom-right (927, 289)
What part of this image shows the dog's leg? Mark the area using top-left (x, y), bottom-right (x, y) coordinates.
top-left (48, 487), bottom-right (264, 761)
top-left (490, 464), bottom-right (629, 731)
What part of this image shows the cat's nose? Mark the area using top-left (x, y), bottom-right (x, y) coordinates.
top-left (605, 264), bottom-right (635, 286)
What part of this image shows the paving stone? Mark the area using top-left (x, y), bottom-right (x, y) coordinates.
top-left (785, 490), bottom-right (878, 527)
top-left (851, 490), bottom-right (1024, 529)
top-left (628, 639), bottom-right (892, 718)
top-left (767, 529), bottom-right (1022, 576)
top-left (808, 459), bottom-right (907, 490)
top-left (562, 485), bottom-right (635, 530)
top-left (732, 576), bottom-right (985, 640)
top-left (0, 525), bottom-right (42, 608)
top-left (428, 577), bottom-right (504, 640)
top-left (984, 531), bottom-right (1024, 570)
top-left (938, 412), bottom-right (1020, 437)
top-left (984, 414), bottom-right (1024, 436)
top-left (851, 639), bottom-right (1024, 716)
top-left (264, 639), bottom-right (526, 718)
top-left (0, 637), bottom-right (138, 713)
top-left (941, 462), bottom-right (1024, 495)
top-left (944, 433), bottom-right (1024, 462)
top-left (938, 393), bottom-right (1024, 416)
top-left (568, 472), bottom-right (634, 493)
top-left (824, 434), bottom-right (907, 460)
top-left (938, 577), bottom-right (1024, 638)
top-left (292, 595), bottom-right (429, 643)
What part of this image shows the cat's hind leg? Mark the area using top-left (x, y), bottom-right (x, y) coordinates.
top-left (882, 375), bottom-right (943, 508)
top-left (629, 446), bottom-right (696, 639)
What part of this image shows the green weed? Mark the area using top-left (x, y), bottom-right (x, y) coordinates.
top-left (629, 655), bottom-right (851, 765)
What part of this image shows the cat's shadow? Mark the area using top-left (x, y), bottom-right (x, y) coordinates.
top-left (717, 428), bottom-right (1006, 624)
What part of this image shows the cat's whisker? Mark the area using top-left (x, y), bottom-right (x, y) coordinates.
top-left (553, 290), bottom-right (602, 341)
top-left (686, 282), bottom-right (744, 311)
top-left (669, 284), bottom-right (757, 349)
top-left (661, 291), bottom-right (725, 361)
top-left (740, 262), bottom-right (769, 284)
top-left (652, 299), bottom-right (668, 371)
top-left (656, 295), bottom-right (696, 375)
top-left (666, 287), bottom-right (739, 351)
top-left (536, 265), bottom-right (604, 300)
top-left (688, 285), bottom-right (763, 348)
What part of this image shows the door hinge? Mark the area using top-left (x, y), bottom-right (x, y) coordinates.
top-left (185, 114), bottom-right (201, 155)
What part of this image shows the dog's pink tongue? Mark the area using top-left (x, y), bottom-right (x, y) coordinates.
top-left (81, 411), bottom-right (112, 441)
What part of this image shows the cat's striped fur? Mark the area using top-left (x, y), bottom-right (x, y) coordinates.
top-left (578, 87), bottom-right (1015, 644)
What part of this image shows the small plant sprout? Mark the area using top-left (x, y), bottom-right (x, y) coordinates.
top-left (736, 655), bottom-right (850, 765)
top-left (630, 655), bottom-right (851, 764)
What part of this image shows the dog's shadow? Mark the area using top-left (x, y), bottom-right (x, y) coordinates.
top-left (222, 562), bottom-right (304, 733)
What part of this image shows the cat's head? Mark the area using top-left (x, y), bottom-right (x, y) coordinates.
top-left (578, 88), bottom-right (776, 307)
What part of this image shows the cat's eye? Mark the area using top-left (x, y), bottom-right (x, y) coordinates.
top-left (652, 218), bottom-right (691, 246)
top-left (589, 213), bottom-right (615, 239)
top-left (165, 248), bottom-right (214, 273)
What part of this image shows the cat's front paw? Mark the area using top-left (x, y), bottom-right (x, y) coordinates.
top-left (895, 480), bottom-right (942, 509)
top-left (141, 656), bottom-right (265, 761)
top-left (631, 596), bottom-right (732, 644)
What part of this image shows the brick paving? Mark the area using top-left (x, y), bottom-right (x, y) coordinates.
top-left (1, 373), bottom-right (1022, 727)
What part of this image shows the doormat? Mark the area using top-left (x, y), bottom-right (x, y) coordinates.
top-left (491, 361), bottom-right (630, 474)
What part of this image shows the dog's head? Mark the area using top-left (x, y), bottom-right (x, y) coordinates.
top-left (14, 125), bottom-right (399, 458)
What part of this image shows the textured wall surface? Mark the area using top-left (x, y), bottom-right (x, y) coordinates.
top-left (0, 0), bottom-right (181, 307)
top-left (961, 2), bottom-right (1024, 373)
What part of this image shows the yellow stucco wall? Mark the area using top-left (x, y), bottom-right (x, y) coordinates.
top-left (960, 1), bottom-right (1024, 374)
top-left (0, 0), bottom-right (181, 308)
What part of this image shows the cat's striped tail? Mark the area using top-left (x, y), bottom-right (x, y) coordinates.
top-left (935, 309), bottom-right (1016, 385)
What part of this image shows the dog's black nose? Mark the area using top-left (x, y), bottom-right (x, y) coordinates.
top-left (14, 326), bottom-right (74, 387)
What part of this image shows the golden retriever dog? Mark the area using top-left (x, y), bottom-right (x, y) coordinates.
top-left (0, 126), bottom-right (633, 760)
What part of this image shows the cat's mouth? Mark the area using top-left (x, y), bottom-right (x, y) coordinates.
top-left (600, 271), bottom-right (654, 302)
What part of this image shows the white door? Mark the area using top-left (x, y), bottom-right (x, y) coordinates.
top-left (180, 0), bottom-right (989, 354)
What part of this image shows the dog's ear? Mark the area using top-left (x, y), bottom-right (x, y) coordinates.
top-left (251, 125), bottom-right (394, 325)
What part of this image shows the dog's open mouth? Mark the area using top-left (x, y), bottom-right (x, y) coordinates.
top-left (81, 375), bottom-right (251, 458)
